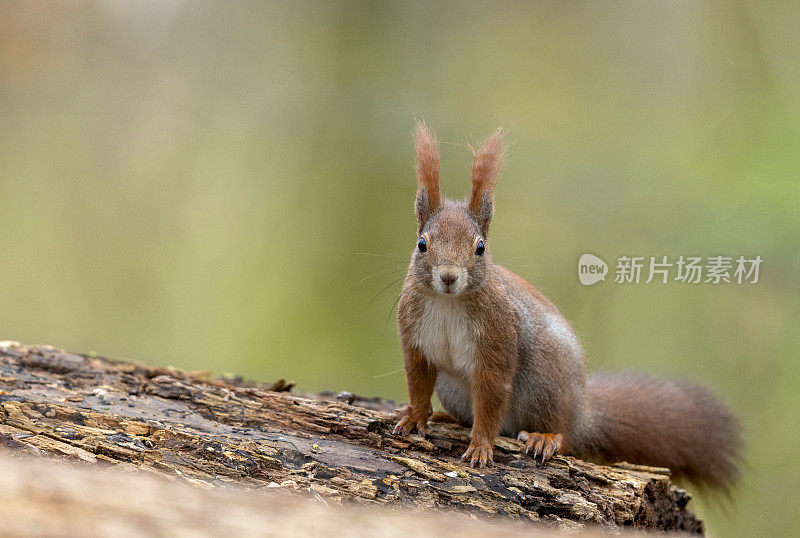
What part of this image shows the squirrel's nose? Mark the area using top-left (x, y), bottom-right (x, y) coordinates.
top-left (440, 273), bottom-right (458, 286)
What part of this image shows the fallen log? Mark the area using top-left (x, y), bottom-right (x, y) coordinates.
top-left (0, 341), bottom-right (703, 534)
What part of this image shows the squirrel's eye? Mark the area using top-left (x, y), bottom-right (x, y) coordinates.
top-left (417, 237), bottom-right (427, 252)
top-left (475, 240), bottom-right (485, 256)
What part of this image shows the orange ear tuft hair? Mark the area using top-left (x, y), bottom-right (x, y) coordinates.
top-left (414, 121), bottom-right (441, 230)
top-left (414, 121), bottom-right (441, 208)
top-left (468, 127), bottom-right (506, 217)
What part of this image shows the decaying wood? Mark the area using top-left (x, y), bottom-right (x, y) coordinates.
top-left (0, 457), bottom-right (610, 538)
top-left (0, 342), bottom-right (703, 534)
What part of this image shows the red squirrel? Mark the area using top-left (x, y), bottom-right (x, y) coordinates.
top-left (392, 122), bottom-right (741, 490)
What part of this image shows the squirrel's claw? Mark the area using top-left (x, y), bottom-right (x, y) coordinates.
top-left (518, 431), bottom-right (563, 464)
top-left (390, 405), bottom-right (410, 419)
top-left (391, 421), bottom-right (406, 436)
top-left (392, 414), bottom-right (426, 437)
top-left (461, 443), bottom-right (493, 468)
top-left (392, 404), bottom-right (432, 436)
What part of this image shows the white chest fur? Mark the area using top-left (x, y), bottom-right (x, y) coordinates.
top-left (414, 296), bottom-right (477, 379)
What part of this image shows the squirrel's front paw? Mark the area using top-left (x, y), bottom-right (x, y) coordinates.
top-left (391, 405), bottom-right (428, 436)
top-left (460, 441), bottom-right (494, 468)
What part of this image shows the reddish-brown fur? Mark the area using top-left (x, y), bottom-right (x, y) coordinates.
top-left (393, 122), bottom-right (742, 491)
top-left (468, 128), bottom-right (505, 222)
top-left (413, 122), bottom-right (441, 232)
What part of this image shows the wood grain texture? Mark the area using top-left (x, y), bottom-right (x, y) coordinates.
top-left (0, 341), bottom-right (703, 535)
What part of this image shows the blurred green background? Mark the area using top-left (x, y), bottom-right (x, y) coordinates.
top-left (1, 1), bottom-right (797, 534)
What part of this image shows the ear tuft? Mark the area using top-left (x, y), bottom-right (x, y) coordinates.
top-left (414, 121), bottom-right (441, 230)
top-left (468, 127), bottom-right (506, 233)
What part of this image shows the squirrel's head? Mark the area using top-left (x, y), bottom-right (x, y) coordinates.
top-left (408, 122), bottom-right (506, 297)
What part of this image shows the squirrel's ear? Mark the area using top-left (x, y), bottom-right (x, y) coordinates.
top-left (468, 127), bottom-right (506, 235)
top-left (414, 121), bottom-right (441, 232)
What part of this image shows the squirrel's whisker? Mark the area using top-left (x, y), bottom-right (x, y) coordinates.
top-left (365, 277), bottom-right (404, 311)
top-left (383, 293), bottom-right (402, 335)
top-left (345, 269), bottom-right (403, 290)
top-left (372, 368), bottom-right (404, 378)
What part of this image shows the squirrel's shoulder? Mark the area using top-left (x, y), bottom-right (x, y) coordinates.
top-left (492, 264), bottom-right (561, 315)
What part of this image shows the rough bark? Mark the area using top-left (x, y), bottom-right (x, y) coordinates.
top-left (0, 341), bottom-right (703, 534)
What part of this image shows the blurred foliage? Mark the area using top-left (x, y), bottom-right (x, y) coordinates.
top-left (0, 1), bottom-right (798, 535)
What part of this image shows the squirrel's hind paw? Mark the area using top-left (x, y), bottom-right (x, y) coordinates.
top-left (517, 431), bottom-right (563, 463)
top-left (428, 411), bottom-right (458, 424)
top-left (392, 415), bottom-right (427, 436)
top-left (391, 407), bottom-right (428, 436)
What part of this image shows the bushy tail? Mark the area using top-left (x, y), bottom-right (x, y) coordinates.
top-left (580, 373), bottom-right (742, 490)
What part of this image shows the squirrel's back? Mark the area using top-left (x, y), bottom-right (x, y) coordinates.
top-left (497, 265), bottom-right (742, 490)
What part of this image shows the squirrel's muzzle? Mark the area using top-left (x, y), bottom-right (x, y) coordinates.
top-left (432, 264), bottom-right (467, 295)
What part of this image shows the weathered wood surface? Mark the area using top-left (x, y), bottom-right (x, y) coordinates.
top-left (0, 457), bottom-right (605, 538)
top-left (0, 341), bottom-right (703, 534)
